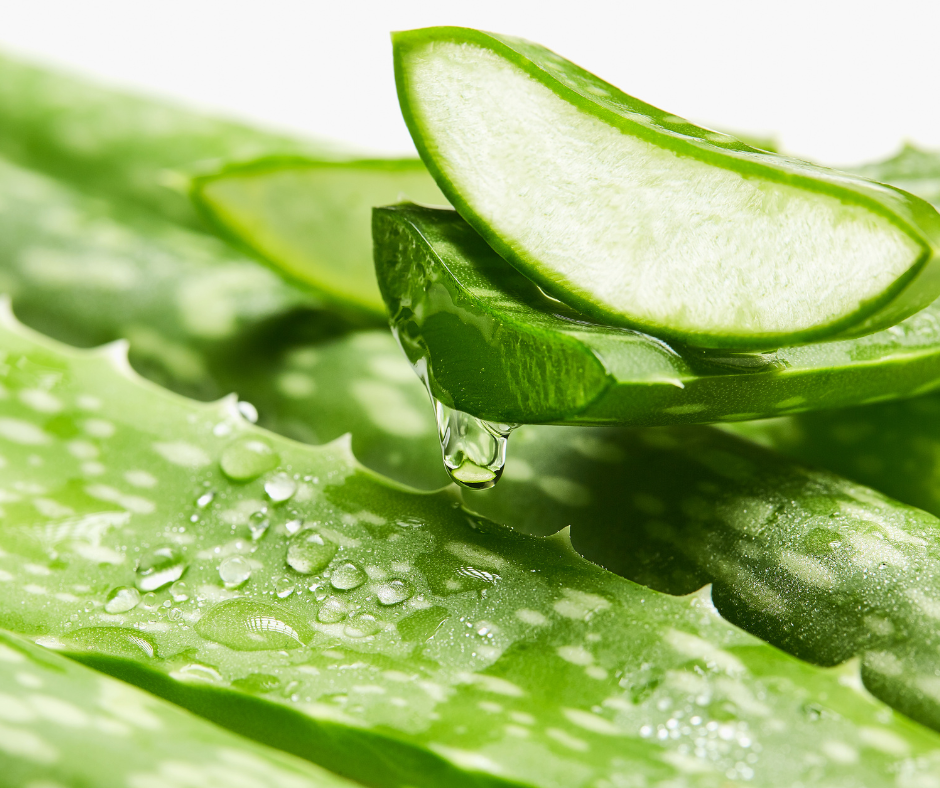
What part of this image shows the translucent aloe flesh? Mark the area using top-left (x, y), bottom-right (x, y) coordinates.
top-left (0, 51), bottom-right (340, 229)
top-left (0, 310), bottom-right (937, 786)
top-left (393, 27), bottom-right (940, 349)
top-left (374, 202), bottom-right (940, 425)
top-left (0, 154), bottom-right (447, 489)
top-left (0, 630), bottom-right (356, 787)
top-left (193, 158), bottom-right (447, 317)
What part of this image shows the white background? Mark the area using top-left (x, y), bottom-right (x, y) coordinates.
top-left (1, 1), bottom-right (939, 167)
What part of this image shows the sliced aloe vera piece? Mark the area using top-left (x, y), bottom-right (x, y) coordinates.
top-left (0, 630), bottom-right (355, 787)
top-left (0, 155), bottom-right (447, 488)
top-left (375, 203), bottom-right (940, 426)
top-left (393, 27), bottom-right (940, 349)
top-left (0, 51), bottom-right (338, 228)
top-left (193, 158), bottom-right (447, 317)
top-left (0, 311), bottom-right (937, 785)
top-left (466, 423), bottom-right (940, 730)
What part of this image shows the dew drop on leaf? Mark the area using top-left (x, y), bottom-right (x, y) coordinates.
top-left (286, 531), bottom-right (337, 575)
top-left (220, 438), bottom-right (279, 482)
top-left (195, 598), bottom-right (312, 651)
top-left (104, 586), bottom-right (141, 614)
top-left (331, 562), bottom-right (367, 591)
top-left (317, 597), bottom-right (348, 623)
top-left (273, 576), bottom-right (296, 598)
top-left (248, 510), bottom-right (270, 541)
top-left (265, 472), bottom-right (297, 503)
top-left (375, 579), bottom-right (414, 606)
top-left (219, 555), bottom-right (252, 588)
top-left (344, 614), bottom-right (380, 638)
top-left (136, 546), bottom-right (186, 592)
top-left (169, 581), bottom-right (189, 602)
top-left (236, 400), bottom-right (259, 423)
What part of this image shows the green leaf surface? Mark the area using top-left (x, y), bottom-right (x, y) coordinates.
top-left (373, 202), bottom-right (940, 425)
top-left (193, 157), bottom-right (447, 317)
top-left (0, 629), bottom-right (357, 787)
top-left (0, 51), bottom-right (339, 229)
top-left (0, 154), bottom-right (447, 489)
top-left (466, 424), bottom-right (940, 731)
top-left (392, 27), bottom-right (940, 349)
top-left (0, 309), bottom-right (935, 787)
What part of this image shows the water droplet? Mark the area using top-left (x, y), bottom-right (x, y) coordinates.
top-left (375, 579), bottom-right (414, 606)
top-left (317, 597), bottom-right (348, 623)
top-left (344, 614), bottom-right (380, 638)
top-left (248, 510), bottom-right (270, 541)
top-left (104, 586), bottom-right (141, 614)
top-left (219, 555), bottom-right (252, 588)
top-left (169, 581), bottom-right (189, 602)
top-left (140, 592), bottom-right (159, 612)
top-left (273, 576), bottom-right (296, 598)
top-left (286, 531), bottom-right (337, 575)
top-left (265, 472), bottom-right (297, 503)
top-left (432, 398), bottom-right (516, 490)
top-left (220, 438), bottom-right (279, 482)
top-left (330, 561), bottom-right (366, 591)
top-left (196, 491), bottom-right (215, 509)
top-left (168, 607), bottom-right (183, 622)
top-left (237, 400), bottom-right (259, 423)
top-left (136, 546), bottom-right (186, 592)
top-left (195, 598), bottom-right (312, 651)
top-left (61, 626), bottom-right (157, 659)
top-left (285, 518), bottom-right (304, 535)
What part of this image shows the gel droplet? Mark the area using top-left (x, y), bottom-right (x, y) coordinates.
top-left (248, 510), bottom-right (270, 541)
top-left (375, 579), bottom-right (414, 606)
top-left (195, 598), bottom-right (312, 651)
top-left (136, 546), bottom-right (186, 592)
top-left (432, 398), bottom-right (516, 490)
top-left (220, 438), bottom-right (279, 482)
top-left (265, 472), bottom-right (297, 503)
top-left (344, 614), bottom-right (380, 638)
top-left (104, 586), bottom-right (141, 614)
top-left (317, 597), bottom-right (348, 623)
top-left (330, 562), bottom-right (366, 591)
top-left (219, 555), bottom-right (252, 587)
top-left (286, 531), bottom-right (337, 575)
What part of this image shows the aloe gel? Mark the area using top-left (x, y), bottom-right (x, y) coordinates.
top-left (393, 27), bottom-right (940, 349)
top-left (0, 308), bottom-right (937, 786)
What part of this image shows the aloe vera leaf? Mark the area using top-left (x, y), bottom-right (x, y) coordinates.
top-left (392, 28), bottom-right (940, 349)
top-left (0, 51), bottom-right (341, 229)
top-left (0, 312), bottom-right (935, 786)
top-left (853, 144), bottom-right (940, 209)
top-left (0, 629), bottom-right (357, 787)
top-left (465, 422), bottom-right (940, 730)
top-left (374, 202), bottom-right (940, 425)
top-left (0, 155), bottom-right (447, 489)
top-left (193, 157), bottom-right (447, 317)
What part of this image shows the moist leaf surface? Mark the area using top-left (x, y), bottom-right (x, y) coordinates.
top-left (0, 629), bottom-right (357, 787)
top-left (0, 309), bottom-right (936, 787)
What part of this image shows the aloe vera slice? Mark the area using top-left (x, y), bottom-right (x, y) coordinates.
top-left (393, 27), bottom-right (940, 349)
top-left (0, 630), bottom-right (356, 787)
top-left (193, 158), bottom-right (447, 317)
top-left (0, 310), bottom-right (937, 786)
top-left (0, 155), bottom-right (447, 488)
top-left (0, 51), bottom-right (339, 228)
top-left (375, 202), bottom-right (940, 426)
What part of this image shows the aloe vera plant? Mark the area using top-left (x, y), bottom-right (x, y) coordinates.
top-left (0, 307), bottom-right (938, 785)
top-left (0, 629), bottom-right (356, 787)
top-left (374, 203), bottom-right (940, 426)
top-left (393, 28), bottom-right (940, 349)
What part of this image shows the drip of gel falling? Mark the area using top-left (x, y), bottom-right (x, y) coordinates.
top-left (432, 397), bottom-right (516, 490)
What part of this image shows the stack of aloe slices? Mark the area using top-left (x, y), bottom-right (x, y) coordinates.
top-left (3, 28), bottom-right (940, 788)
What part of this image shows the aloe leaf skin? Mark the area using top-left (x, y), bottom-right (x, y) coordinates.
top-left (0, 51), bottom-right (341, 229)
top-left (392, 27), bottom-right (940, 349)
top-left (374, 202), bottom-right (940, 426)
top-left (466, 422), bottom-right (940, 731)
top-left (193, 157), bottom-right (448, 318)
top-left (0, 630), bottom-right (357, 788)
top-left (0, 312), bottom-right (936, 786)
top-left (0, 155), bottom-right (447, 489)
